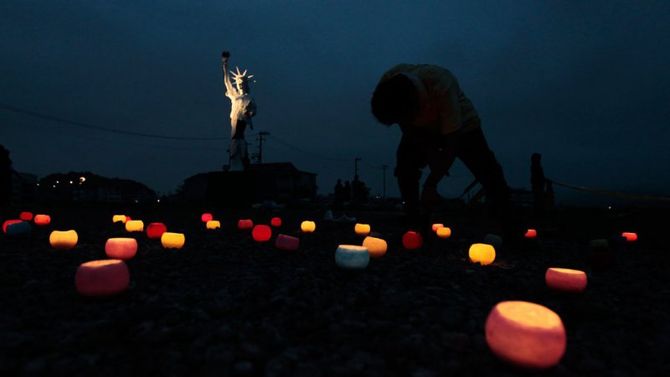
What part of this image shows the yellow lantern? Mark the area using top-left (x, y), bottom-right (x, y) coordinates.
top-left (362, 236), bottom-right (387, 258)
top-left (206, 220), bottom-right (221, 230)
top-left (161, 232), bottom-right (186, 249)
top-left (113, 215), bottom-right (127, 223)
top-left (125, 220), bottom-right (144, 232)
top-left (436, 227), bottom-right (452, 239)
top-left (49, 230), bottom-right (78, 250)
top-left (485, 301), bottom-right (566, 369)
top-left (301, 220), bottom-right (316, 233)
top-left (354, 223), bottom-right (371, 236)
top-left (431, 223), bottom-right (444, 232)
top-left (469, 243), bottom-right (495, 265)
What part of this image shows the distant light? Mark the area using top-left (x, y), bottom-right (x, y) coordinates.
top-left (79, 176), bottom-right (86, 184)
top-left (157, 199), bottom-right (160, 203)
top-left (608, 205), bottom-right (612, 210)
top-left (52, 185), bottom-right (56, 189)
top-left (69, 180), bottom-right (73, 184)
top-left (56, 180), bottom-right (59, 184)
top-left (134, 200), bottom-right (139, 204)
top-left (36, 183), bottom-right (40, 187)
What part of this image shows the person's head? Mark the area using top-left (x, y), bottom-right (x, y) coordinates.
top-left (371, 73), bottom-right (421, 126)
top-left (531, 153), bottom-right (542, 164)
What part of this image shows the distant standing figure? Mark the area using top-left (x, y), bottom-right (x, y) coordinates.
top-left (371, 64), bottom-right (515, 238)
top-left (0, 145), bottom-right (11, 207)
top-left (221, 51), bottom-right (257, 171)
top-left (531, 153), bottom-right (546, 217)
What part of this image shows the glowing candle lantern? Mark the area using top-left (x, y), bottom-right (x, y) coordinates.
top-left (112, 215), bottom-right (127, 223)
top-left (354, 223), bottom-right (371, 236)
top-left (275, 234), bottom-right (300, 251)
top-left (271, 217), bottom-right (282, 227)
top-left (75, 259), bottom-right (130, 296)
top-left (362, 236), bottom-right (387, 258)
top-left (33, 214), bottom-right (51, 226)
top-left (436, 227), bottom-right (452, 239)
top-left (201, 212), bottom-right (213, 223)
top-left (621, 232), bottom-right (638, 242)
top-left (238, 219), bottom-right (254, 230)
top-left (49, 230), bottom-right (78, 250)
top-left (125, 220), bottom-right (144, 233)
top-left (206, 220), bottom-right (221, 230)
top-left (525, 229), bottom-right (538, 239)
top-left (432, 223), bottom-right (444, 232)
top-left (2, 219), bottom-right (22, 233)
top-left (146, 222), bottom-right (167, 239)
top-left (19, 211), bottom-right (34, 221)
top-left (301, 221), bottom-right (316, 233)
top-left (6, 221), bottom-right (31, 236)
top-left (545, 268), bottom-right (587, 293)
top-left (469, 243), bottom-right (496, 265)
top-left (105, 238), bottom-right (138, 260)
top-left (335, 245), bottom-right (370, 269)
top-left (252, 225), bottom-right (272, 242)
top-left (485, 301), bottom-right (566, 369)
top-left (161, 232), bottom-right (185, 249)
top-left (402, 231), bottom-right (423, 250)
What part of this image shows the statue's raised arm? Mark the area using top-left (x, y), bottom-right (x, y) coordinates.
top-left (221, 51), bottom-right (238, 98)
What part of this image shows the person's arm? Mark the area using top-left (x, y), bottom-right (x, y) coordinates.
top-left (221, 51), bottom-right (237, 97)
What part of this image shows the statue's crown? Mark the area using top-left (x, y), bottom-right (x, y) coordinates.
top-left (231, 66), bottom-right (254, 85)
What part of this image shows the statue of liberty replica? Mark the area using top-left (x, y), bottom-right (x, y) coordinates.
top-left (221, 51), bottom-right (257, 171)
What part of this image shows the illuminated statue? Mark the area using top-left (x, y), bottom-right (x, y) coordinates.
top-left (221, 51), bottom-right (257, 171)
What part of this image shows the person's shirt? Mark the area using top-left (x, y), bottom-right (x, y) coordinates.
top-left (379, 64), bottom-right (480, 135)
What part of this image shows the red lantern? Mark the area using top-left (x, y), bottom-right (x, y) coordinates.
top-left (33, 214), bottom-right (51, 226)
top-left (252, 225), bottom-right (272, 242)
top-left (238, 219), bottom-right (254, 230)
top-left (3, 219), bottom-right (22, 233)
top-left (271, 217), bottom-right (282, 227)
top-left (525, 229), bottom-right (538, 239)
top-left (402, 231), bottom-right (423, 250)
top-left (201, 212), bottom-right (213, 223)
top-left (75, 259), bottom-right (130, 296)
top-left (621, 232), bottom-right (638, 242)
top-left (275, 234), bottom-right (300, 250)
top-left (146, 222), bottom-right (167, 239)
top-left (19, 211), bottom-right (34, 221)
top-left (105, 238), bottom-right (138, 260)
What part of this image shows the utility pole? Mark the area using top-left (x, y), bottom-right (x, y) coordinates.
top-left (382, 165), bottom-right (387, 199)
top-left (257, 132), bottom-right (270, 164)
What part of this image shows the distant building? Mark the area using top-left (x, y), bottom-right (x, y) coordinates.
top-left (37, 172), bottom-right (156, 204)
top-left (178, 162), bottom-right (317, 205)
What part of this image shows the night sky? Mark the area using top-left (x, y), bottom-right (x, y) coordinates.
top-left (1, 1), bottom-right (669, 202)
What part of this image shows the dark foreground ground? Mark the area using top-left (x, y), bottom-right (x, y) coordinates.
top-left (1, 204), bottom-right (669, 376)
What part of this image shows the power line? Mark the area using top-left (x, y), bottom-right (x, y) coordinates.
top-left (0, 102), bottom-right (227, 141)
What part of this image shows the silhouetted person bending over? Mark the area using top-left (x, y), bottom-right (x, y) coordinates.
top-left (0, 145), bottom-right (11, 208)
top-left (371, 64), bottom-right (515, 238)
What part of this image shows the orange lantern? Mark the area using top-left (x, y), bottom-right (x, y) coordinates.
top-left (545, 268), bottom-right (587, 293)
top-left (252, 225), bottom-right (272, 242)
top-left (354, 223), bottom-right (371, 236)
top-left (49, 230), bottom-right (78, 250)
top-left (125, 220), bottom-right (144, 233)
top-left (485, 301), bottom-right (566, 369)
top-left (75, 259), bottom-right (130, 296)
top-left (146, 222), bottom-right (167, 239)
top-left (469, 243), bottom-right (495, 265)
top-left (621, 232), bottom-right (638, 242)
top-left (362, 236), bottom-right (387, 258)
top-left (112, 215), bottom-right (128, 223)
top-left (271, 217), bottom-right (282, 227)
top-left (525, 229), bottom-right (538, 239)
top-left (402, 231), bottom-right (423, 250)
top-left (3, 219), bottom-right (22, 233)
top-left (238, 219), bottom-right (254, 230)
top-left (206, 220), bottom-right (221, 230)
top-left (201, 212), bottom-right (213, 223)
top-left (436, 227), bottom-right (452, 239)
top-left (19, 211), bottom-right (34, 221)
top-left (105, 238), bottom-right (138, 260)
top-left (431, 223), bottom-right (444, 232)
top-left (161, 232), bottom-right (185, 249)
top-left (335, 244), bottom-right (370, 269)
top-left (33, 214), bottom-right (51, 226)
top-left (301, 220), bottom-right (316, 233)
top-left (275, 234), bottom-right (300, 251)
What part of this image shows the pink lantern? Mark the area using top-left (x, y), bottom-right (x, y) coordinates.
top-left (105, 238), bottom-right (138, 260)
top-left (545, 268), bottom-right (587, 293)
top-left (75, 260), bottom-right (130, 296)
top-left (238, 219), bottom-right (254, 230)
top-left (275, 234), bottom-right (300, 251)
